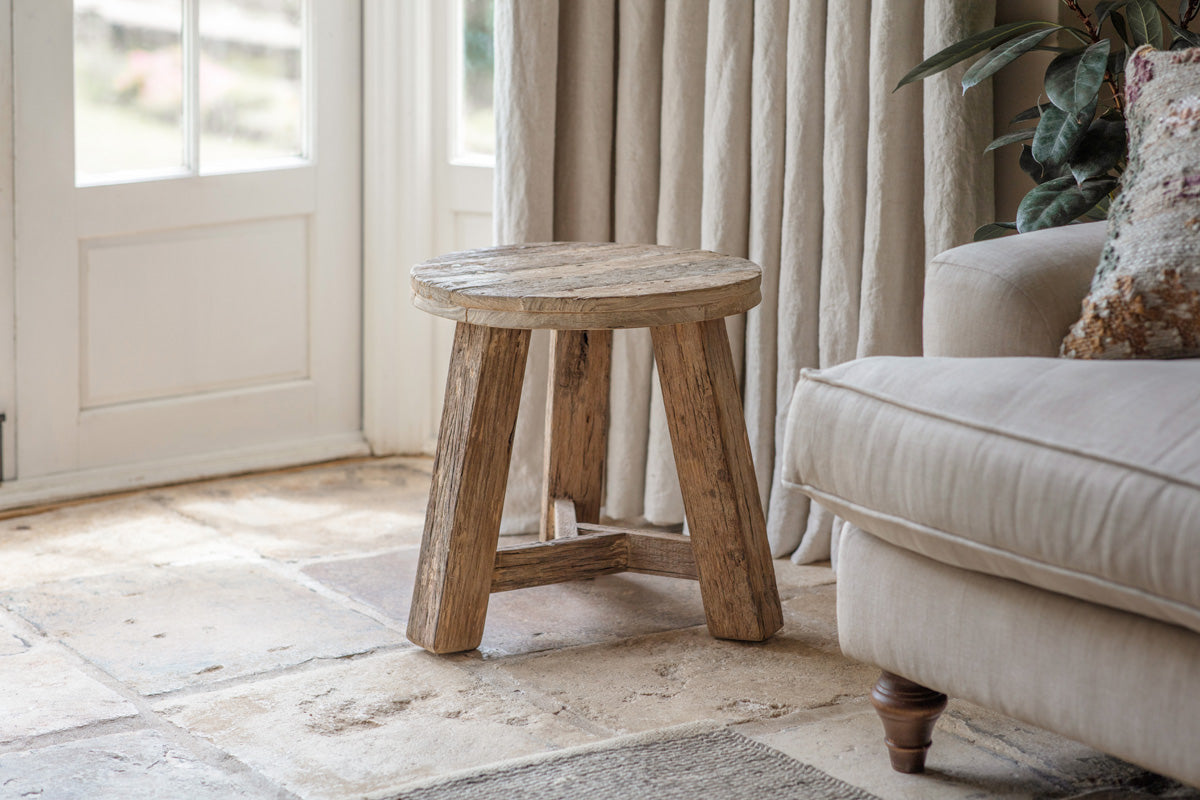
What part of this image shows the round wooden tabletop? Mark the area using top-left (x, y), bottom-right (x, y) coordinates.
top-left (410, 242), bottom-right (762, 330)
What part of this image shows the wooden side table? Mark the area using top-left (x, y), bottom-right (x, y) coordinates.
top-left (407, 242), bottom-right (783, 654)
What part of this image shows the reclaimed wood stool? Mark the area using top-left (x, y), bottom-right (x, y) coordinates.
top-left (407, 242), bottom-right (784, 654)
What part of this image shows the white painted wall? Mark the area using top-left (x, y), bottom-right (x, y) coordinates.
top-left (362, 0), bottom-right (493, 457)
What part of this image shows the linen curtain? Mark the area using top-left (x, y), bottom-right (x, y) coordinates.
top-left (493, 0), bottom-right (995, 562)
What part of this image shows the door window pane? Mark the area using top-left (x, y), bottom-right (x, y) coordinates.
top-left (456, 0), bottom-right (493, 162)
top-left (74, 0), bottom-right (185, 182)
top-left (200, 0), bottom-right (304, 170)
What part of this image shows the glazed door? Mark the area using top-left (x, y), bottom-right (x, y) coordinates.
top-left (10, 0), bottom-right (363, 492)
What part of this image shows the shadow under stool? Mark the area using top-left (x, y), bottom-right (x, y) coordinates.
top-left (407, 242), bottom-right (783, 654)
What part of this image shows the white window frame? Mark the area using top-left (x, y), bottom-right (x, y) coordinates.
top-left (362, 0), bottom-right (493, 457)
top-left (362, 0), bottom-right (438, 455)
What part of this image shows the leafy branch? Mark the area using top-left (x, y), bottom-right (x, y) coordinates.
top-left (897, 0), bottom-right (1194, 239)
top-left (1063, 0), bottom-right (1126, 114)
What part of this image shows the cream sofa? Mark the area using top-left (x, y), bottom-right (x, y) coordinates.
top-left (784, 221), bottom-right (1200, 786)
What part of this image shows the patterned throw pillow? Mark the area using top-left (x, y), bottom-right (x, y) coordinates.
top-left (1061, 46), bottom-right (1200, 359)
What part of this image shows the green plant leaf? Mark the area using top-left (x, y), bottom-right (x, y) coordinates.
top-left (1032, 101), bottom-right (1096, 167)
top-left (1111, 11), bottom-right (1131, 45)
top-left (1096, 0), bottom-right (1130, 26)
top-left (985, 128), bottom-right (1037, 152)
top-left (974, 222), bottom-right (1019, 241)
top-left (1062, 27), bottom-right (1094, 45)
top-left (1020, 144), bottom-right (1071, 184)
top-left (1126, 0), bottom-right (1165, 48)
top-left (1011, 102), bottom-right (1051, 124)
top-left (1019, 144), bottom-right (1060, 184)
top-left (961, 28), bottom-right (1061, 91)
top-left (1017, 176), bottom-right (1118, 232)
top-left (1069, 117), bottom-right (1127, 181)
top-left (1106, 49), bottom-right (1128, 78)
top-left (895, 20), bottom-right (1061, 89)
top-left (1045, 40), bottom-right (1111, 112)
top-left (1170, 22), bottom-right (1200, 46)
top-left (1084, 195), bottom-right (1112, 221)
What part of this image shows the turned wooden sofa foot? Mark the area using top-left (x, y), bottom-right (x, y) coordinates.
top-left (870, 671), bottom-right (948, 774)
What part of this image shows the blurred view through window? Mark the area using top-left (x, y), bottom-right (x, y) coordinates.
top-left (74, 0), bottom-right (305, 184)
top-left (456, 0), bottom-right (493, 162)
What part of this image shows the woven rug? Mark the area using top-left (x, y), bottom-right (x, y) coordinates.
top-left (390, 726), bottom-right (882, 800)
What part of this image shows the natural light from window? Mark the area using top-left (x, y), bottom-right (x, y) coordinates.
top-left (73, 0), bottom-right (306, 185)
top-left (455, 0), bottom-right (493, 165)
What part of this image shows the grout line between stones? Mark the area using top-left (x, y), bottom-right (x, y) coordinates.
top-left (0, 622), bottom-right (302, 800)
top-left (145, 643), bottom-right (417, 703)
top-left (253, 557), bottom-right (414, 637)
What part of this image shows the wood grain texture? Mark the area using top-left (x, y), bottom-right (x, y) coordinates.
top-left (651, 318), bottom-right (783, 641)
top-left (410, 292), bottom-right (760, 330)
top-left (491, 532), bottom-right (628, 592)
top-left (491, 527), bottom-right (698, 592)
top-left (575, 524), bottom-right (697, 580)
top-left (541, 329), bottom-right (611, 541)
top-left (871, 671), bottom-right (949, 774)
top-left (411, 242), bottom-right (761, 329)
top-left (624, 529), bottom-right (699, 580)
top-left (407, 322), bottom-right (530, 654)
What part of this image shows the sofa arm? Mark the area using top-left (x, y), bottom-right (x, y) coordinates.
top-left (923, 221), bottom-right (1107, 358)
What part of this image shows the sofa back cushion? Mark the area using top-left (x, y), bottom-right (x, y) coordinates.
top-left (1061, 46), bottom-right (1200, 359)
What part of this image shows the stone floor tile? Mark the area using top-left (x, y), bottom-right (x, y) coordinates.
top-left (773, 559), bottom-right (838, 598)
top-left (745, 700), bottom-right (1066, 800)
top-left (0, 730), bottom-right (260, 800)
top-left (304, 547), bottom-right (716, 657)
top-left (937, 701), bottom-right (1200, 798)
top-left (744, 699), bottom-right (1200, 800)
top-left (780, 584), bottom-right (840, 638)
top-left (1, 563), bottom-right (405, 695)
top-left (0, 496), bottom-right (252, 589)
top-left (154, 649), bottom-right (599, 800)
top-left (0, 630), bottom-right (25, 656)
top-left (477, 584), bottom-right (876, 734)
top-left (159, 458), bottom-right (433, 560)
top-left (208, 507), bottom-right (427, 562)
top-left (0, 614), bottom-right (137, 742)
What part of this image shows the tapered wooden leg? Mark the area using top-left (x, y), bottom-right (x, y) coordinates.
top-left (650, 318), bottom-right (783, 641)
top-left (407, 322), bottom-right (530, 654)
top-left (541, 329), bottom-right (612, 541)
top-left (871, 671), bottom-right (948, 774)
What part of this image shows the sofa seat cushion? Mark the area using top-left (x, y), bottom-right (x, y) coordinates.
top-left (784, 356), bottom-right (1200, 635)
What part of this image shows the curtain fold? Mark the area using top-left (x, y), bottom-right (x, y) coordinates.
top-left (604, 0), bottom-right (663, 523)
top-left (494, 0), bottom-right (995, 559)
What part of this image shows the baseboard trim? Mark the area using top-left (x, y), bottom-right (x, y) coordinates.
top-left (0, 433), bottom-right (371, 513)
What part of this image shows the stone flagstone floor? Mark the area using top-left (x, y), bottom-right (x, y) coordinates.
top-left (0, 456), bottom-right (1196, 800)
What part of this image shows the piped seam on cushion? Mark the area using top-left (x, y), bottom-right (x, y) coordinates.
top-left (786, 480), bottom-right (1200, 636)
top-left (799, 369), bottom-right (1200, 494)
